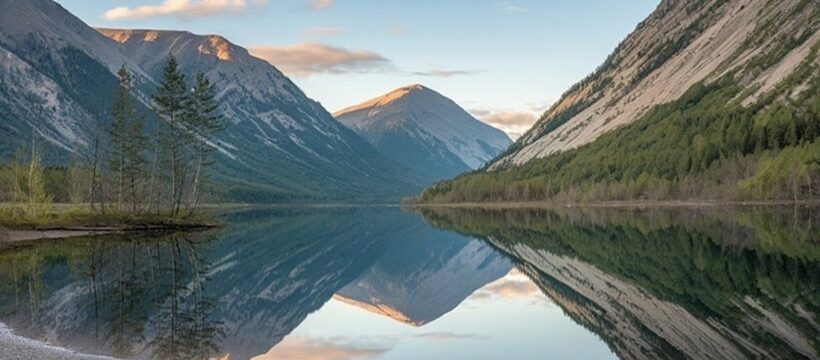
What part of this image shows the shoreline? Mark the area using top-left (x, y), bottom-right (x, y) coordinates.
top-left (410, 199), bottom-right (820, 209)
top-left (0, 323), bottom-right (115, 360)
top-left (0, 223), bottom-right (219, 245)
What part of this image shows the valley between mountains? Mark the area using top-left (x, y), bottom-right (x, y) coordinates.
top-left (1, 0), bottom-right (818, 207)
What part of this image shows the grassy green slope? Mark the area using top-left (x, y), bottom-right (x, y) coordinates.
top-left (420, 42), bottom-right (820, 203)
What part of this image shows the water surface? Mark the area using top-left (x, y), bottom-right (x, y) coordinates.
top-left (0, 206), bottom-right (817, 359)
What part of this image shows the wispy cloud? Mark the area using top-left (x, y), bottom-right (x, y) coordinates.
top-left (309, 0), bottom-right (334, 10)
top-left (410, 69), bottom-right (486, 77)
top-left (413, 332), bottom-right (488, 341)
top-left (104, 0), bottom-right (263, 20)
top-left (495, 2), bottom-right (528, 13)
top-left (470, 268), bottom-right (543, 300)
top-left (387, 25), bottom-right (407, 36)
top-left (252, 336), bottom-right (387, 360)
top-left (305, 26), bottom-right (346, 37)
top-left (249, 43), bottom-right (391, 77)
top-left (470, 108), bottom-right (542, 140)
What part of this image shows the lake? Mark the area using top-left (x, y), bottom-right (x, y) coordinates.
top-left (0, 205), bottom-right (817, 360)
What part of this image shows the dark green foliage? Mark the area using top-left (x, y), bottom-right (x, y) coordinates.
top-left (109, 66), bottom-right (147, 212)
top-left (185, 72), bottom-right (224, 210)
top-left (152, 56), bottom-right (192, 213)
top-left (420, 44), bottom-right (820, 203)
top-left (420, 206), bottom-right (819, 358)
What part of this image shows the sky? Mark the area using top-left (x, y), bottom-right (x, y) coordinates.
top-left (58, 0), bottom-right (659, 139)
top-left (252, 268), bottom-right (616, 360)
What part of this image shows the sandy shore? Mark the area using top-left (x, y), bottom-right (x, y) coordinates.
top-left (0, 323), bottom-right (114, 360)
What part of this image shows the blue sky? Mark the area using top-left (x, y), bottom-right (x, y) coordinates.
top-left (58, 0), bottom-right (658, 138)
top-left (253, 268), bottom-right (616, 360)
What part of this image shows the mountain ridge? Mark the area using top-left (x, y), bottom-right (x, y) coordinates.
top-left (335, 84), bottom-right (511, 181)
top-left (0, 0), bottom-right (426, 202)
top-left (492, 0), bottom-right (818, 168)
top-left (420, 0), bottom-right (820, 203)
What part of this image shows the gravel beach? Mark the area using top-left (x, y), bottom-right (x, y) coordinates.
top-left (0, 324), bottom-right (113, 360)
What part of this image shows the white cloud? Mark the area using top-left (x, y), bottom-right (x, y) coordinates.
top-left (469, 268), bottom-right (544, 301)
top-left (104, 0), bottom-right (263, 20)
top-left (309, 0), bottom-right (334, 10)
top-left (410, 69), bottom-right (486, 77)
top-left (249, 43), bottom-right (391, 77)
top-left (413, 332), bottom-right (488, 341)
top-left (252, 336), bottom-right (386, 360)
top-left (471, 108), bottom-right (541, 140)
top-left (495, 2), bottom-right (528, 13)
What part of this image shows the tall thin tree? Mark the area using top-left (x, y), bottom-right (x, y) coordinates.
top-left (110, 66), bottom-right (131, 211)
top-left (111, 67), bottom-right (148, 213)
top-left (184, 72), bottom-right (223, 214)
top-left (152, 56), bottom-right (190, 215)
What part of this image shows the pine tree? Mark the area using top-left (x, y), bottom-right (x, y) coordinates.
top-left (125, 111), bottom-right (147, 213)
top-left (152, 56), bottom-right (190, 215)
top-left (184, 72), bottom-right (223, 213)
top-left (110, 66), bottom-right (131, 211)
top-left (110, 67), bottom-right (148, 213)
top-left (87, 112), bottom-right (108, 214)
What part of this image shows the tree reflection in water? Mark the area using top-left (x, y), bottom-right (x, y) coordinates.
top-left (420, 205), bottom-right (819, 360)
top-left (0, 231), bottom-right (223, 360)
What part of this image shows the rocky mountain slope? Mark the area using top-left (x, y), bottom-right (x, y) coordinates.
top-left (495, 0), bottom-right (818, 167)
top-left (335, 85), bottom-right (511, 181)
top-left (335, 228), bottom-right (510, 326)
top-left (0, 0), bottom-right (425, 202)
top-left (0, 0), bottom-right (147, 157)
top-left (421, 0), bottom-right (820, 203)
top-left (421, 207), bottom-right (819, 359)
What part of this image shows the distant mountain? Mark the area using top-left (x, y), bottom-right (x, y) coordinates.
top-left (421, 0), bottom-right (820, 203)
top-left (335, 85), bottom-right (511, 181)
top-left (335, 225), bottom-right (510, 326)
top-left (0, 0), bottom-right (425, 202)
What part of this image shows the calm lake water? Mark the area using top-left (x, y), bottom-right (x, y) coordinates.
top-left (0, 206), bottom-right (817, 360)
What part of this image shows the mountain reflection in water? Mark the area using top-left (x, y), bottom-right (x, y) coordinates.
top-left (0, 206), bottom-right (816, 360)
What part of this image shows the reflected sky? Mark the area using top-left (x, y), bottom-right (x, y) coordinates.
top-left (260, 268), bottom-right (615, 360)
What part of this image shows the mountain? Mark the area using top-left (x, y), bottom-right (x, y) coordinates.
top-left (421, 206), bottom-right (819, 359)
top-left (0, 207), bottom-right (405, 360)
top-left (0, 0), bottom-right (424, 203)
top-left (335, 85), bottom-right (511, 181)
top-left (0, 0), bottom-right (147, 157)
top-left (420, 0), bottom-right (820, 203)
top-left (334, 225), bottom-right (510, 326)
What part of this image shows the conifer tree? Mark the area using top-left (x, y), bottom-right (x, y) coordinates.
top-left (110, 66), bottom-right (131, 211)
top-left (103, 66), bottom-right (148, 214)
top-left (184, 72), bottom-right (223, 212)
top-left (152, 56), bottom-right (190, 214)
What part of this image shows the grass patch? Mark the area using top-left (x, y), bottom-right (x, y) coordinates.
top-left (0, 204), bottom-right (219, 230)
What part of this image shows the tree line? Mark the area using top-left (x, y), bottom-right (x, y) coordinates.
top-left (2, 56), bottom-right (223, 219)
top-left (420, 64), bottom-right (820, 204)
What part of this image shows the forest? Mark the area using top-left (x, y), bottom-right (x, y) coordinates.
top-left (419, 206), bottom-right (819, 358)
top-left (419, 43), bottom-right (820, 204)
top-left (0, 56), bottom-right (223, 226)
